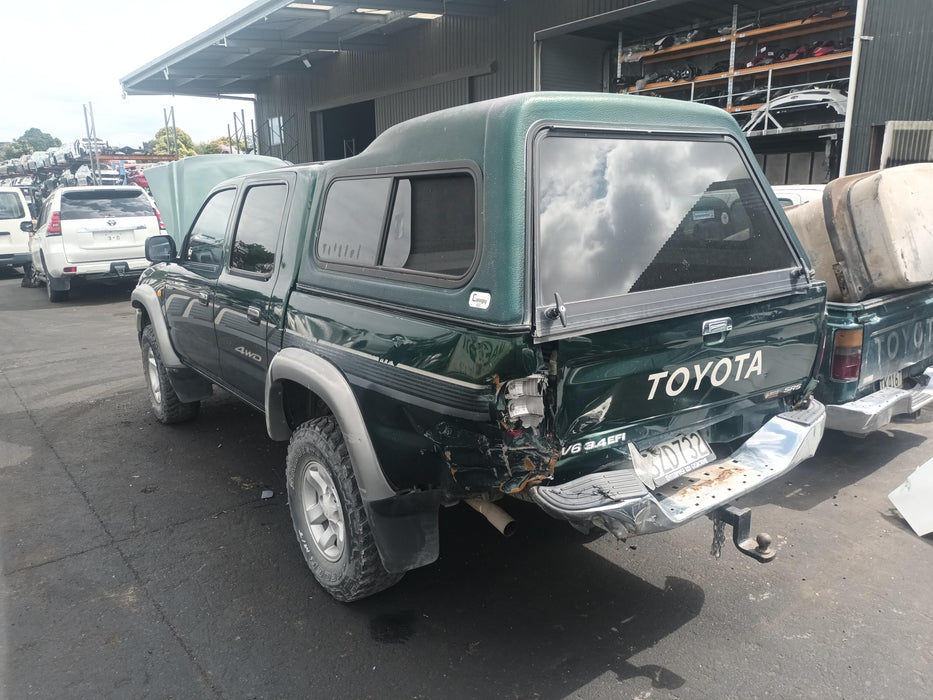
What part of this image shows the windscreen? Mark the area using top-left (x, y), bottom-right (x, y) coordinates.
top-left (536, 133), bottom-right (797, 306)
top-left (0, 192), bottom-right (25, 219)
top-left (60, 190), bottom-right (153, 220)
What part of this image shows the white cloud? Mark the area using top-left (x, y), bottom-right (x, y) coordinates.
top-left (0, 0), bottom-right (255, 147)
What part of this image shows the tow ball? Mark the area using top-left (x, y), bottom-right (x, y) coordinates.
top-left (709, 505), bottom-right (776, 562)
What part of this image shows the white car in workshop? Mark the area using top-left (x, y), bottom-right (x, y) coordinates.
top-left (0, 186), bottom-right (33, 275)
top-left (25, 185), bottom-right (166, 302)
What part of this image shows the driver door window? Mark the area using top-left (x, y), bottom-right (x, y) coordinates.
top-left (184, 189), bottom-right (236, 272)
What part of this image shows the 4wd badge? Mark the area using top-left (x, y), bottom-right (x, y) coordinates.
top-left (235, 346), bottom-right (262, 363)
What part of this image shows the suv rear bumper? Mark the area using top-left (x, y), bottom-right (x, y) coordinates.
top-left (825, 367), bottom-right (933, 435)
top-left (0, 253), bottom-right (31, 267)
top-left (531, 400), bottom-right (825, 538)
top-left (48, 256), bottom-right (149, 279)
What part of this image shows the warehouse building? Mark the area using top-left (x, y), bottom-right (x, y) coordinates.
top-left (122, 0), bottom-right (932, 183)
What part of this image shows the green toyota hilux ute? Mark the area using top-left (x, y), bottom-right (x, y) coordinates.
top-left (133, 93), bottom-right (827, 601)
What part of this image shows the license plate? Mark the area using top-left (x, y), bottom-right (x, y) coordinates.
top-left (878, 371), bottom-right (903, 390)
top-left (634, 432), bottom-right (714, 488)
top-left (94, 231), bottom-right (125, 243)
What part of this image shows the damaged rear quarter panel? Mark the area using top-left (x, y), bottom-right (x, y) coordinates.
top-left (283, 293), bottom-right (550, 494)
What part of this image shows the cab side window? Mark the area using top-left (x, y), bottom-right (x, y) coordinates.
top-left (230, 184), bottom-right (288, 276)
top-left (316, 170), bottom-right (477, 281)
top-left (183, 189), bottom-right (236, 269)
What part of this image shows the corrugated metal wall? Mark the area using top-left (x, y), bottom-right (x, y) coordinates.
top-left (845, 0), bottom-right (933, 174)
top-left (374, 78), bottom-right (470, 133)
top-left (256, 0), bottom-right (641, 160)
top-left (539, 35), bottom-right (608, 92)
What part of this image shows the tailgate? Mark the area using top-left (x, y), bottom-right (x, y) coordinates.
top-left (63, 216), bottom-right (156, 263)
top-left (554, 288), bottom-right (824, 451)
top-left (849, 285), bottom-right (933, 391)
top-left (60, 189), bottom-right (157, 264)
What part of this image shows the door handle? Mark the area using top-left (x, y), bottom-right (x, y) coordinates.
top-left (197, 290), bottom-right (212, 305)
top-left (247, 305), bottom-right (262, 324)
top-left (702, 317), bottom-right (732, 345)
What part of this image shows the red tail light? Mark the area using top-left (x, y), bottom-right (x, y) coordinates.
top-left (152, 205), bottom-right (166, 231)
top-left (831, 329), bottom-right (863, 381)
top-left (47, 211), bottom-right (62, 235)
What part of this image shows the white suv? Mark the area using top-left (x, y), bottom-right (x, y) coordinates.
top-left (27, 186), bottom-right (165, 302)
top-left (0, 186), bottom-right (33, 276)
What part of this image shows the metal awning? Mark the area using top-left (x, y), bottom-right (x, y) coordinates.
top-left (535, 0), bottom-right (825, 43)
top-left (120, 0), bottom-right (501, 100)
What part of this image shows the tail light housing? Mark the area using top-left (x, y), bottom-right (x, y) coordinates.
top-left (47, 211), bottom-right (62, 235)
top-left (152, 205), bottom-right (166, 231)
top-left (831, 329), bottom-right (863, 381)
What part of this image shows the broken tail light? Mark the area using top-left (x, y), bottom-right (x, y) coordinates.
top-left (47, 211), bottom-right (62, 235)
top-left (502, 374), bottom-right (547, 429)
top-left (831, 328), bottom-right (863, 381)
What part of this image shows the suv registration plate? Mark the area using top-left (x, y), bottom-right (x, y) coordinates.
top-left (634, 432), bottom-right (714, 488)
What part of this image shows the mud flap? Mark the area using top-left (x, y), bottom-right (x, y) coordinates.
top-left (165, 367), bottom-right (214, 403)
top-left (365, 490), bottom-right (442, 573)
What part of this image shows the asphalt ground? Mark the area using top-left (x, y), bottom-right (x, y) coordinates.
top-left (1, 267), bottom-right (931, 699)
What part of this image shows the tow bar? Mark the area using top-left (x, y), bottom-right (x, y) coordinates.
top-left (710, 505), bottom-right (776, 562)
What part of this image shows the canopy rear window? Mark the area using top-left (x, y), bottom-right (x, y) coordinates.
top-left (61, 190), bottom-right (154, 220)
top-left (534, 130), bottom-right (799, 337)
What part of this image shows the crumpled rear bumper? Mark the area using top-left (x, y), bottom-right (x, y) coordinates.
top-left (530, 400), bottom-right (825, 539)
top-left (825, 367), bottom-right (933, 435)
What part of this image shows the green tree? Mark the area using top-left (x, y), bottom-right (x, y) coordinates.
top-left (195, 135), bottom-right (249, 155)
top-left (2, 128), bottom-right (62, 159)
top-left (152, 126), bottom-right (198, 158)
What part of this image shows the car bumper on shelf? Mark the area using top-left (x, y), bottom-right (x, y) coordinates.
top-left (825, 367), bottom-right (933, 435)
top-left (531, 400), bottom-right (826, 539)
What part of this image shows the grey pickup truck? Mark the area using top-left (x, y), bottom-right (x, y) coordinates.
top-left (132, 92), bottom-right (827, 601)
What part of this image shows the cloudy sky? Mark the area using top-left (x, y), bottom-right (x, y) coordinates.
top-left (1, 0), bottom-right (256, 148)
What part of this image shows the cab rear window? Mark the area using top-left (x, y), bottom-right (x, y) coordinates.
top-left (60, 190), bottom-right (154, 220)
top-left (536, 133), bottom-right (796, 305)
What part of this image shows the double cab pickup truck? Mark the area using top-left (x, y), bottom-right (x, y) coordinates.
top-left (132, 92), bottom-right (827, 601)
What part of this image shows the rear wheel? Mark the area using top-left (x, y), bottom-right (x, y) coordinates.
top-left (46, 274), bottom-right (68, 302)
top-left (141, 325), bottom-right (199, 423)
top-left (286, 416), bottom-right (401, 602)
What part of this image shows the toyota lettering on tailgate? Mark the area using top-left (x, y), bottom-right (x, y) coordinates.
top-left (646, 350), bottom-right (764, 400)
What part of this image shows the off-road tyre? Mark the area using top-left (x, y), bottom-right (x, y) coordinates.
top-left (140, 325), bottom-right (200, 424)
top-left (286, 416), bottom-right (402, 602)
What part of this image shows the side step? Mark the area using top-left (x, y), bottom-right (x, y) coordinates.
top-left (532, 470), bottom-right (648, 513)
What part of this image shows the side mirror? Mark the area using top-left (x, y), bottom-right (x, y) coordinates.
top-left (145, 235), bottom-right (177, 263)
top-left (20, 221), bottom-right (34, 233)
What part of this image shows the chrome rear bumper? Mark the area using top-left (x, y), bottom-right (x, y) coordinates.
top-left (825, 367), bottom-right (933, 435)
top-left (531, 400), bottom-right (825, 539)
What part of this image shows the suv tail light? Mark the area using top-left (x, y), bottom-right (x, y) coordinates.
top-left (152, 205), bottom-right (166, 231)
top-left (831, 329), bottom-right (863, 381)
top-left (47, 211), bottom-right (62, 235)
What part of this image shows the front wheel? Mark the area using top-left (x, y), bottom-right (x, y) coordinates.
top-left (140, 325), bottom-right (199, 423)
top-left (286, 416), bottom-right (401, 602)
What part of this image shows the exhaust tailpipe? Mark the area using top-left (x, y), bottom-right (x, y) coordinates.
top-left (465, 498), bottom-right (517, 537)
